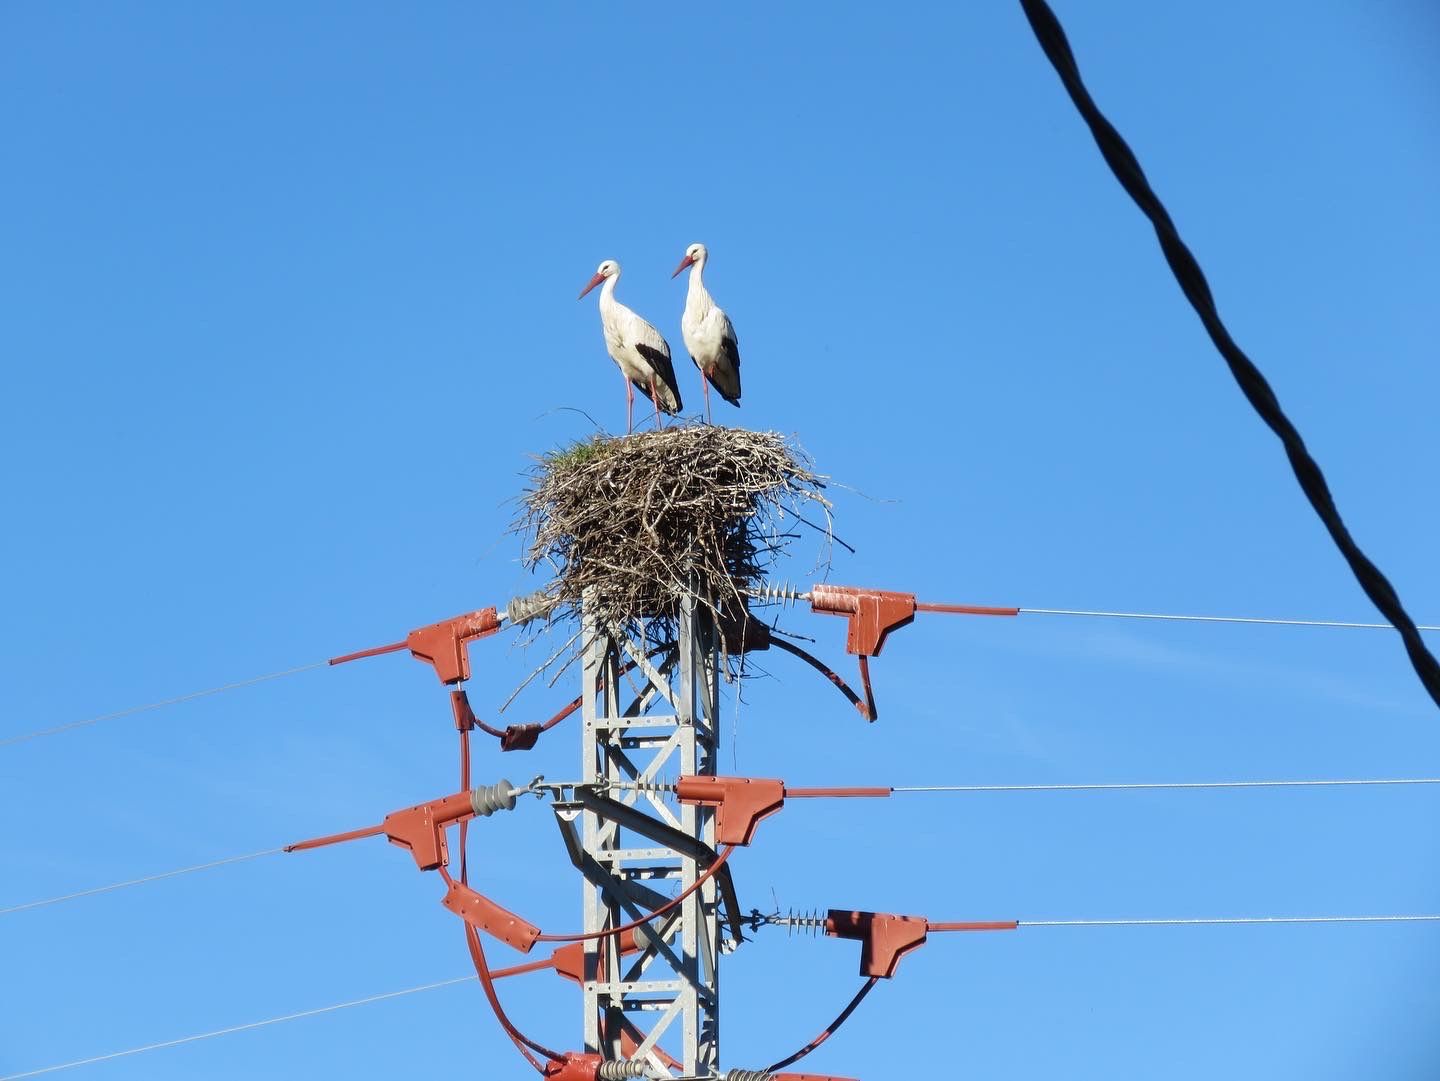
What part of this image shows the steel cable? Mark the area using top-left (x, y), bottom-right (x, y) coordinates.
top-left (1020, 608), bottom-right (1440, 632)
top-left (0, 849), bottom-right (285, 917)
top-left (891, 777), bottom-right (1440, 795)
top-left (1016, 0), bottom-right (1440, 710)
top-left (0, 976), bottom-right (476, 1080)
top-left (0, 662), bottom-right (327, 747)
top-left (7, 605), bottom-right (1437, 751)
top-left (9, 911), bottom-right (1440, 1077)
top-left (1022, 915), bottom-right (1440, 928)
top-left (14, 778), bottom-right (1440, 919)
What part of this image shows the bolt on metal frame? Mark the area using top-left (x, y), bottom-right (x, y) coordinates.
top-left (574, 592), bottom-right (722, 1077)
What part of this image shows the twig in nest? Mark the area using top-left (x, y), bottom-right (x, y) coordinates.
top-left (510, 423), bottom-right (834, 683)
top-left (497, 628), bottom-right (581, 713)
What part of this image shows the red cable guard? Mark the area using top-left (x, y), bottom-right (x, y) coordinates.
top-left (319, 585), bottom-right (1026, 1074)
top-left (453, 707), bottom-right (559, 1071)
top-left (446, 865), bottom-right (563, 1070)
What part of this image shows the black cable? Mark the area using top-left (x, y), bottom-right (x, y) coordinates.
top-left (768, 636), bottom-right (869, 718)
top-left (1016, 0), bottom-right (1440, 712)
top-left (764, 976), bottom-right (880, 1073)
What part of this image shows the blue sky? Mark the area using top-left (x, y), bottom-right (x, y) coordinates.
top-left (3, 2), bottom-right (1439, 1078)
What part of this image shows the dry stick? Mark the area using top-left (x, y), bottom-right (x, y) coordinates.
top-left (511, 427), bottom-right (832, 698)
top-left (496, 629), bottom-right (582, 713)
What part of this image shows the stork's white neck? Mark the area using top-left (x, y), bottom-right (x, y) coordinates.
top-left (599, 270), bottom-right (621, 313)
top-left (685, 256), bottom-right (712, 308)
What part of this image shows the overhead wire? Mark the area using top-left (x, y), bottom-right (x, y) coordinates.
top-left (1022, 915), bottom-right (1440, 928)
top-left (15, 17), bottom-right (1440, 1052)
top-left (10, 776), bottom-right (1440, 920)
top-left (1018, 608), bottom-right (1440, 632)
top-left (12, 909), bottom-right (1440, 1077)
top-left (889, 777), bottom-right (1440, 795)
top-left (1016, 0), bottom-right (1440, 711)
top-left (0, 975), bottom-right (477, 1080)
top-left (0, 848), bottom-right (284, 917)
top-left (0, 661), bottom-right (328, 748)
top-left (4, 603), bottom-right (1436, 751)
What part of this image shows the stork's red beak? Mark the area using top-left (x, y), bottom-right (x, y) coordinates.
top-left (577, 272), bottom-right (606, 299)
top-left (671, 254), bottom-right (696, 278)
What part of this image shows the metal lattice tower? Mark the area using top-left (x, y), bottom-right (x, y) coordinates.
top-left (556, 593), bottom-right (724, 1076)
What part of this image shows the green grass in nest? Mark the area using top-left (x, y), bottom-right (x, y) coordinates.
top-left (541, 433), bottom-right (621, 473)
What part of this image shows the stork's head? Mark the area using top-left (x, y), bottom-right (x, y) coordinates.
top-left (671, 242), bottom-right (707, 278)
top-left (578, 259), bottom-right (619, 300)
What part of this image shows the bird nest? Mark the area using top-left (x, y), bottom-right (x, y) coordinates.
top-left (514, 424), bottom-right (832, 655)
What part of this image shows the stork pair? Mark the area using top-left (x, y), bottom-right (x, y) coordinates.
top-left (578, 243), bottom-right (742, 432)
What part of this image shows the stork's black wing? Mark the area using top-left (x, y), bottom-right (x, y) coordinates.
top-left (713, 334), bottom-right (742, 406)
top-left (635, 341), bottom-right (684, 414)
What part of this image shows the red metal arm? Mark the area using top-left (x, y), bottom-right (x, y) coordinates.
top-left (285, 781), bottom-right (517, 872)
top-left (547, 929), bottom-right (642, 985)
top-left (675, 776), bottom-right (890, 846)
top-left (810, 584), bottom-right (917, 656)
top-left (330, 605), bottom-right (503, 685)
top-left (825, 909), bottom-right (1019, 978)
top-left (676, 776), bottom-right (786, 845)
top-left (825, 910), bottom-right (929, 979)
top-left (380, 789), bottom-right (486, 871)
top-left (806, 583), bottom-right (1018, 720)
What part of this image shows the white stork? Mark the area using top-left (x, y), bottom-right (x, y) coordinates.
top-left (672, 242), bottom-right (741, 422)
top-left (578, 259), bottom-right (683, 433)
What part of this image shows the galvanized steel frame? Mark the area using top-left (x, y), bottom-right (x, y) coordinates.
top-left (578, 594), bottom-right (722, 1077)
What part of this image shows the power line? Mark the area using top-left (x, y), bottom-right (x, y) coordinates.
top-left (1020, 608), bottom-right (1440, 632)
top-left (0, 848), bottom-right (284, 917)
top-left (10, 906), bottom-right (1440, 1077)
top-left (6, 604), bottom-right (1437, 752)
top-left (892, 777), bottom-right (1440, 795)
top-left (0, 662), bottom-right (327, 748)
top-left (1022, 915), bottom-right (1440, 928)
top-left (0, 975), bottom-right (476, 1080)
top-left (9, 775), bottom-right (1439, 920)
top-left (1017, 0), bottom-right (1440, 711)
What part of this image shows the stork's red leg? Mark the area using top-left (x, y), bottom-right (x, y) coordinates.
top-left (702, 373), bottom-right (712, 424)
top-left (650, 376), bottom-right (662, 428)
top-left (625, 375), bottom-right (634, 434)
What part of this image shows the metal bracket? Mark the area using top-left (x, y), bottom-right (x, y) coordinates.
top-left (573, 790), bottom-right (744, 945)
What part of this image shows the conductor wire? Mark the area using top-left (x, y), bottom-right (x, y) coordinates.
top-left (0, 848), bottom-right (284, 917)
top-left (890, 777), bottom-right (1440, 795)
top-left (0, 976), bottom-right (476, 1080)
top-left (1020, 608), bottom-right (1440, 631)
top-left (0, 662), bottom-right (327, 747)
top-left (1023, 914), bottom-right (1440, 928)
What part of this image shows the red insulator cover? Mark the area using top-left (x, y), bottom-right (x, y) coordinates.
top-left (675, 775), bottom-right (786, 846)
top-left (825, 910), bottom-right (929, 979)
